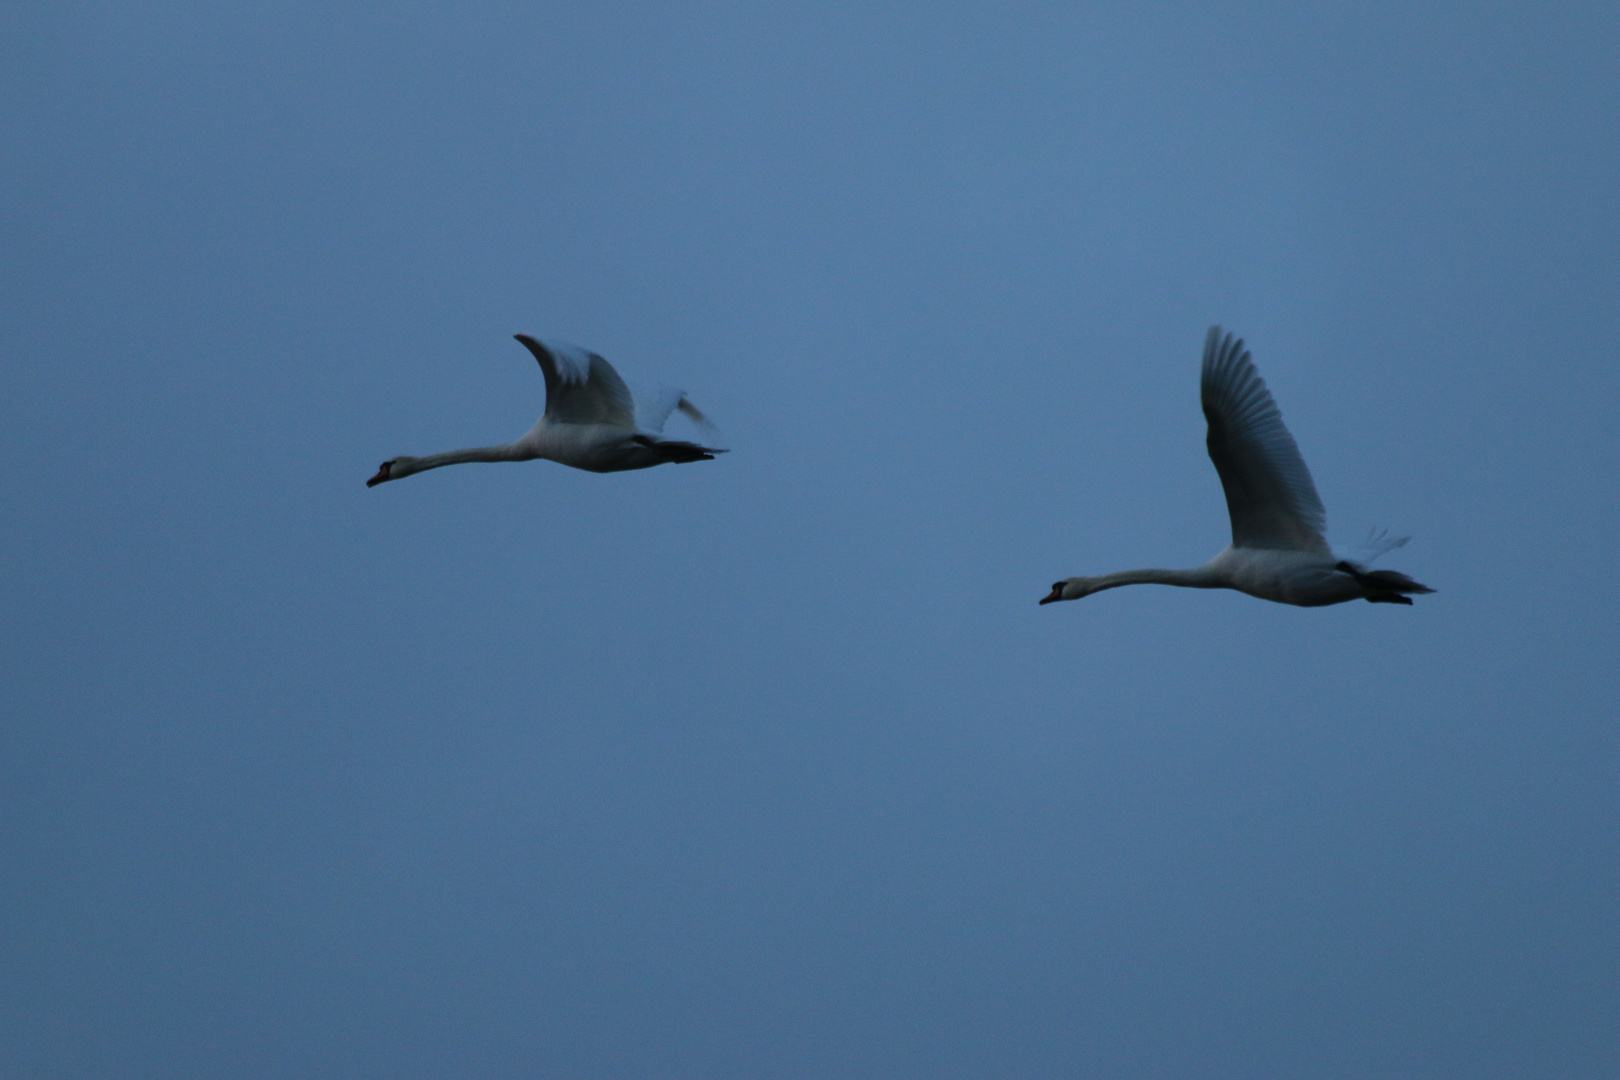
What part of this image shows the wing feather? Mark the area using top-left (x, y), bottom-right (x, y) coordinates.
top-left (675, 397), bottom-right (716, 430)
top-left (634, 384), bottom-right (686, 434)
top-left (513, 335), bottom-right (635, 427)
top-left (1201, 327), bottom-right (1329, 553)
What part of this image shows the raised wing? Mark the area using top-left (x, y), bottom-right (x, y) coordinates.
top-left (1201, 327), bottom-right (1329, 553)
top-left (634, 384), bottom-right (720, 435)
top-left (513, 334), bottom-right (635, 428)
top-left (1346, 527), bottom-right (1409, 566)
top-left (634, 384), bottom-right (687, 434)
top-left (675, 397), bottom-right (716, 429)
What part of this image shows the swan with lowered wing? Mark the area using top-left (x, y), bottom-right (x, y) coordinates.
top-left (368, 334), bottom-right (726, 487)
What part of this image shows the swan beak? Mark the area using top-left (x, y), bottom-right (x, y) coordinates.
top-left (366, 462), bottom-right (393, 487)
top-left (1039, 585), bottom-right (1065, 605)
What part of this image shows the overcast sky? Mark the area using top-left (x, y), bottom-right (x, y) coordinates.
top-left (3, 3), bottom-right (1616, 1078)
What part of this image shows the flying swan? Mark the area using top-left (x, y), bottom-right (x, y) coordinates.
top-left (1041, 327), bottom-right (1433, 608)
top-left (367, 335), bottom-right (726, 487)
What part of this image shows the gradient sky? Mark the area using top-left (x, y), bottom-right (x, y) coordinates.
top-left (3, 3), bottom-right (1616, 1078)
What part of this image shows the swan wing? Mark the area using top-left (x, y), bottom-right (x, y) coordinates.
top-left (635, 388), bottom-right (719, 435)
top-left (513, 335), bottom-right (636, 428)
top-left (631, 386), bottom-right (722, 437)
top-left (1346, 527), bottom-right (1410, 565)
top-left (1201, 327), bottom-right (1329, 553)
top-left (675, 397), bottom-right (717, 430)
top-left (635, 384), bottom-right (689, 434)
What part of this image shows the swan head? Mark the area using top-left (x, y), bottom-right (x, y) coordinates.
top-left (366, 457), bottom-right (417, 487)
top-left (1039, 577), bottom-right (1096, 605)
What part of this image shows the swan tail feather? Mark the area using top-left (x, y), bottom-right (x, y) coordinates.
top-left (1335, 561), bottom-right (1435, 603)
top-left (631, 435), bottom-right (728, 464)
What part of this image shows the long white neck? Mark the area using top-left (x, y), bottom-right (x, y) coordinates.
top-left (394, 444), bottom-right (527, 477)
top-left (1088, 566), bottom-right (1223, 592)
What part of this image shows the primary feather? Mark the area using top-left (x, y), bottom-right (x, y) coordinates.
top-left (1201, 327), bottom-right (1329, 554)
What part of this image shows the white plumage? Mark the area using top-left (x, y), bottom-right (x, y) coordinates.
top-left (1041, 328), bottom-right (1433, 608)
top-left (367, 335), bottom-right (725, 487)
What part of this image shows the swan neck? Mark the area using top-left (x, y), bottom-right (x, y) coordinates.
top-left (1094, 566), bottom-right (1219, 590)
top-left (401, 444), bottom-right (523, 475)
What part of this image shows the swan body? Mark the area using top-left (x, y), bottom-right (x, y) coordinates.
top-left (368, 335), bottom-right (725, 486)
top-left (1041, 328), bottom-right (1433, 608)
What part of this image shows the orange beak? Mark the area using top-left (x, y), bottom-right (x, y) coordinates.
top-left (366, 463), bottom-right (392, 487)
top-left (1039, 585), bottom-right (1064, 605)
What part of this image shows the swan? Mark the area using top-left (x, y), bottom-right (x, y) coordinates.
top-left (367, 334), bottom-right (726, 487)
top-left (1041, 327), bottom-right (1434, 608)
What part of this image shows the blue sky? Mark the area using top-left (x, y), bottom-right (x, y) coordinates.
top-left (3, 3), bottom-right (1616, 1077)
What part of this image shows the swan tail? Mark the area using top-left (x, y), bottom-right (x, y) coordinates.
top-left (632, 435), bottom-right (729, 464)
top-left (1335, 561), bottom-right (1435, 604)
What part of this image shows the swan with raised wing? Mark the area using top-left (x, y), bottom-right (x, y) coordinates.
top-left (367, 335), bottom-right (726, 487)
top-left (1041, 327), bottom-right (1433, 608)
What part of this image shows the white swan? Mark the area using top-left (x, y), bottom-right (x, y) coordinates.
top-left (1041, 327), bottom-right (1433, 608)
top-left (368, 335), bottom-right (726, 487)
